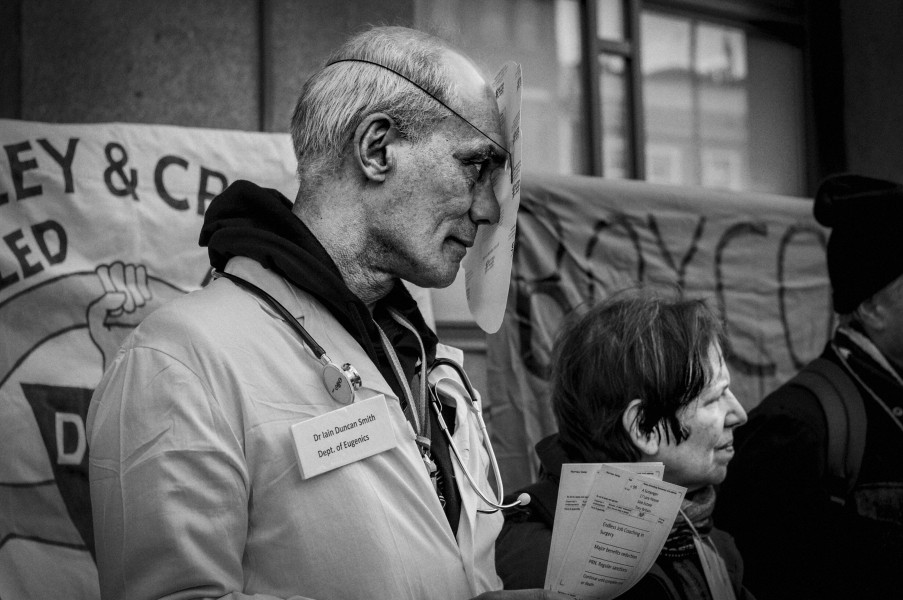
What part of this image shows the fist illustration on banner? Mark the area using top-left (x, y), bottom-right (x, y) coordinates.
top-left (88, 262), bottom-right (155, 369)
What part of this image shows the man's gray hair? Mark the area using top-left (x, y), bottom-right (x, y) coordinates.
top-left (290, 26), bottom-right (460, 192)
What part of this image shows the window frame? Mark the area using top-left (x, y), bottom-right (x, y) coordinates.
top-left (582, 0), bottom-right (809, 188)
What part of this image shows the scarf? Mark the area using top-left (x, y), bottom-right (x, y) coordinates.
top-left (836, 325), bottom-right (903, 388)
top-left (661, 485), bottom-right (717, 557)
top-left (835, 325), bottom-right (903, 436)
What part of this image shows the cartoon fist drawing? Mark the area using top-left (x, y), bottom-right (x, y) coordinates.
top-left (86, 262), bottom-right (156, 369)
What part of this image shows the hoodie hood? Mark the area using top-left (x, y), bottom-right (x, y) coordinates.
top-left (201, 180), bottom-right (355, 307)
top-left (200, 180), bottom-right (437, 398)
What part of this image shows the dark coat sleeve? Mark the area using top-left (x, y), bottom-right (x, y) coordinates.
top-left (495, 517), bottom-right (552, 590)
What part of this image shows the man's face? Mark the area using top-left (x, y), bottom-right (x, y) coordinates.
top-left (365, 53), bottom-right (507, 289)
top-left (654, 343), bottom-right (748, 492)
top-left (873, 273), bottom-right (903, 370)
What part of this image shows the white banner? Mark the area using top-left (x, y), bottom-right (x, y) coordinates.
top-left (0, 120), bottom-right (296, 599)
top-left (488, 174), bottom-right (832, 490)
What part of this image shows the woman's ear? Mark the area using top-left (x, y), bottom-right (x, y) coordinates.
top-left (353, 113), bottom-right (398, 182)
top-left (622, 399), bottom-right (660, 457)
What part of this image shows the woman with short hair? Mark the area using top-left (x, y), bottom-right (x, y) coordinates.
top-left (496, 290), bottom-right (755, 599)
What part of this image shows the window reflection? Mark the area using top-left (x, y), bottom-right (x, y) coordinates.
top-left (600, 54), bottom-right (630, 179)
top-left (416, 0), bottom-right (586, 176)
top-left (696, 24), bottom-right (746, 81)
top-left (641, 11), bottom-right (803, 194)
top-left (597, 0), bottom-right (625, 41)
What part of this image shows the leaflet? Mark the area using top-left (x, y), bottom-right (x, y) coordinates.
top-left (544, 463), bottom-right (664, 587)
top-left (545, 463), bottom-right (685, 599)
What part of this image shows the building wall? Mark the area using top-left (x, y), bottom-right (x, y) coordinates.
top-left (4, 0), bottom-right (415, 130)
top-left (841, 0), bottom-right (903, 183)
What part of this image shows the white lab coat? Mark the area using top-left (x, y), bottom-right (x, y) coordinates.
top-left (87, 257), bottom-right (503, 600)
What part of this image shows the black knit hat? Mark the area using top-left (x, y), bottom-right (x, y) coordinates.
top-left (814, 173), bottom-right (903, 313)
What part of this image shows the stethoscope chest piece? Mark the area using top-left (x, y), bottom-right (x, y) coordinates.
top-left (213, 270), bottom-right (366, 406)
top-left (322, 361), bottom-right (362, 405)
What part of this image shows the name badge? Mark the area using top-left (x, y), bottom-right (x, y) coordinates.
top-left (291, 394), bottom-right (397, 479)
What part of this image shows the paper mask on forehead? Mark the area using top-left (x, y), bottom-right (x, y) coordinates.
top-left (462, 62), bottom-right (523, 333)
top-left (329, 58), bottom-right (524, 333)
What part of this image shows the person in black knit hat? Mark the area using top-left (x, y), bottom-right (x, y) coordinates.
top-left (715, 173), bottom-right (903, 599)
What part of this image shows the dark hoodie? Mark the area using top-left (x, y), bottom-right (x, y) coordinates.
top-left (199, 180), bottom-right (462, 529)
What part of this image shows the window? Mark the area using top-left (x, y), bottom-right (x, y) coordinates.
top-left (640, 8), bottom-right (805, 194)
top-left (416, 0), bottom-right (588, 176)
top-left (416, 0), bottom-right (808, 196)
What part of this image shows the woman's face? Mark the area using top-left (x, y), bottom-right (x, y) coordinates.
top-left (655, 343), bottom-right (748, 491)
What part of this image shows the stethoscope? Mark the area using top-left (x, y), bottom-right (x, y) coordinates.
top-left (213, 270), bottom-right (529, 512)
top-left (214, 270), bottom-right (362, 405)
top-left (426, 358), bottom-right (531, 513)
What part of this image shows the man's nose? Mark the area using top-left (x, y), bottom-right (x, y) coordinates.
top-left (470, 178), bottom-right (501, 226)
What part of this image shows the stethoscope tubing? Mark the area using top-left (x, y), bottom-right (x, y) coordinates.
top-left (214, 270), bottom-right (327, 359)
top-left (427, 359), bottom-right (528, 513)
top-left (215, 270), bottom-right (526, 511)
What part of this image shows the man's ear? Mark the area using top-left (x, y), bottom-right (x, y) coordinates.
top-left (856, 294), bottom-right (886, 333)
top-left (353, 113), bottom-right (398, 182)
top-left (622, 399), bottom-right (660, 457)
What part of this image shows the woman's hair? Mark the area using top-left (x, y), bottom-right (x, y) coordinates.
top-left (552, 289), bottom-right (726, 463)
top-left (290, 26), bottom-right (461, 192)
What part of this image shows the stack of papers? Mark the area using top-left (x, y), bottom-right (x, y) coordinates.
top-left (545, 463), bottom-right (687, 599)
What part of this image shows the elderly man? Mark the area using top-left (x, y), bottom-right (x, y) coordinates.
top-left (715, 173), bottom-right (903, 599)
top-left (88, 25), bottom-right (561, 600)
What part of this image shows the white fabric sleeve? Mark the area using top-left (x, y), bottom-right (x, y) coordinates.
top-left (88, 346), bottom-right (315, 600)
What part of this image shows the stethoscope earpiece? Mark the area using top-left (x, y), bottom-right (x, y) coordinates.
top-left (476, 492), bottom-right (531, 514)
